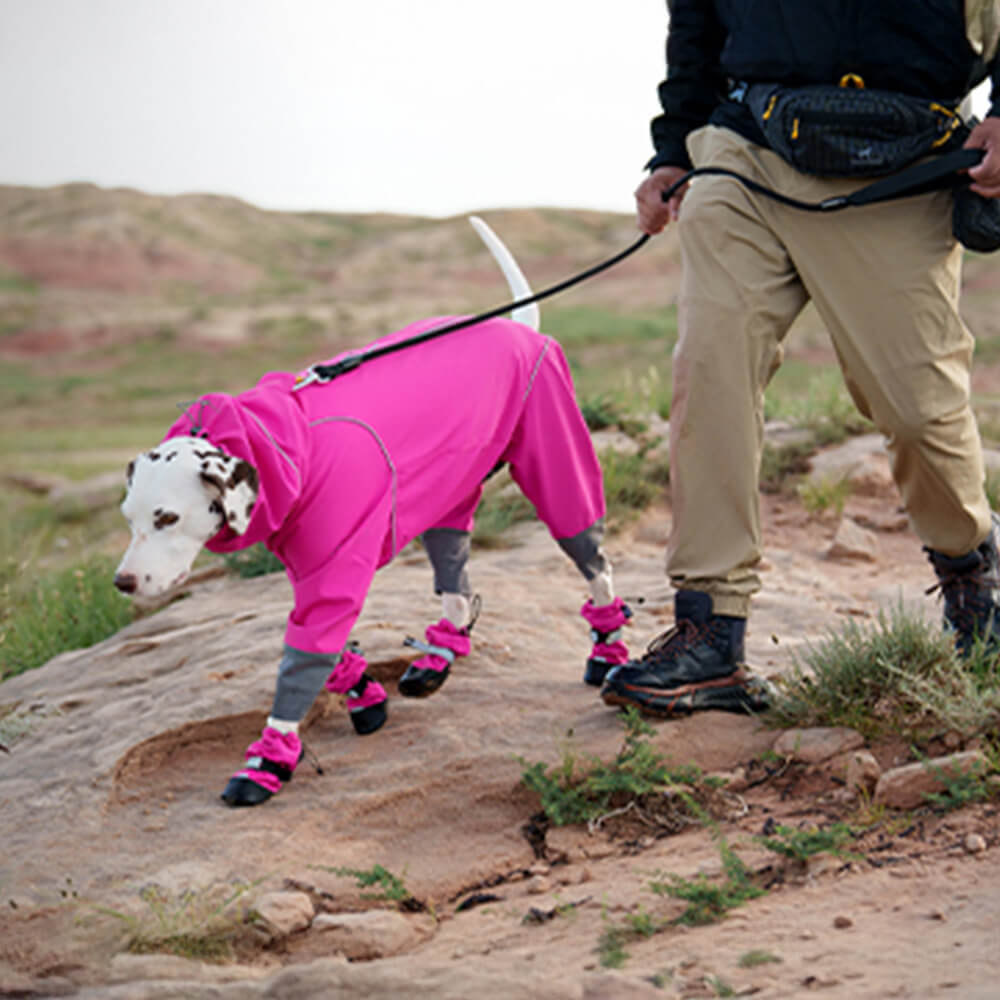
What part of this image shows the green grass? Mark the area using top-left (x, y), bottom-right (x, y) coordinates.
top-left (649, 840), bottom-right (766, 927)
top-left (316, 864), bottom-right (417, 909)
top-left (519, 707), bottom-right (710, 828)
top-left (0, 556), bottom-right (134, 680)
top-left (769, 602), bottom-right (1000, 744)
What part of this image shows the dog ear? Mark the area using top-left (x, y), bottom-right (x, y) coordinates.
top-left (199, 457), bottom-right (259, 535)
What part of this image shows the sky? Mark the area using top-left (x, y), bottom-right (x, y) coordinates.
top-left (0, 1), bottom-right (669, 218)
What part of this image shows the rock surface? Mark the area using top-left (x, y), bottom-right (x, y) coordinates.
top-left (2, 488), bottom-right (998, 999)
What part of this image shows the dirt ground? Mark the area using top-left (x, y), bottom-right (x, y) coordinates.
top-left (1, 462), bottom-right (998, 999)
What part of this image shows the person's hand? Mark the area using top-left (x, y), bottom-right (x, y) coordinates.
top-left (634, 166), bottom-right (691, 234)
top-left (964, 115), bottom-right (1000, 198)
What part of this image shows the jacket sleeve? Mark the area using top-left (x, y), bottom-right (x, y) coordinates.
top-left (647, 0), bottom-right (728, 170)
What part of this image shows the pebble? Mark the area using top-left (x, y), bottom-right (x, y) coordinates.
top-left (964, 833), bottom-right (987, 854)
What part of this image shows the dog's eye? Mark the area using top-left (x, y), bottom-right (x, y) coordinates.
top-left (153, 510), bottom-right (180, 530)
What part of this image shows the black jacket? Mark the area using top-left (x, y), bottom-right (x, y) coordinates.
top-left (650, 0), bottom-right (1000, 169)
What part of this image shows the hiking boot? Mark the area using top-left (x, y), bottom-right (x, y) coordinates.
top-left (925, 511), bottom-right (1000, 657)
top-left (600, 590), bottom-right (770, 716)
top-left (581, 597), bottom-right (633, 686)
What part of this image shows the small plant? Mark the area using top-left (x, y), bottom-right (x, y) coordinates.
top-left (739, 949), bottom-right (782, 968)
top-left (796, 475), bottom-right (852, 517)
top-left (519, 707), bottom-right (707, 827)
top-left (580, 391), bottom-right (627, 431)
top-left (599, 448), bottom-right (665, 528)
top-left (222, 544), bottom-right (284, 578)
top-left (321, 864), bottom-right (414, 907)
top-left (918, 753), bottom-right (995, 812)
top-left (597, 905), bottom-right (665, 969)
top-left (756, 822), bottom-right (858, 864)
top-left (768, 602), bottom-right (991, 742)
top-left (472, 470), bottom-right (537, 549)
top-left (706, 976), bottom-right (736, 998)
top-left (759, 440), bottom-right (813, 493)
top-left (597, 923), bottom-right (630, 969)
top-left (650, 840), bottom-right (765, 926)
top-left (92, 881), bottom-right (260, 962)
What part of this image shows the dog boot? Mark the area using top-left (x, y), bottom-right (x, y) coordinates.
top-left (581, 596), bottom-right (632, 687)
top-left (325, 644), bottom-right (388, 735)
top-left (220, 724), bottom-right (303, 807)
top-left (399, 619), bottom-right (472, 697)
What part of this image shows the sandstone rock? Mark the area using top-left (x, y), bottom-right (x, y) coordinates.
top-left (807, 434), bottom-right (891, 496)
top-left (844, 749), bottom-right (881, 796)
top-left (108, 952), bottom-right (272, 984)
top-left (965, 833), bottom-right (987, 854)
top-left (772, 727), bottom-right (865, 764)
top-left (311, 909), bottom-right (433, 960)
top-left (873, 751), bottom-right (989, 809)
top-left (826, 517), bottom-right (879, 562)
top-left (254, 890), bottom-right (315, 938)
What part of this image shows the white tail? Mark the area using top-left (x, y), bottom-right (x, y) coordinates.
top-left (468, 215), bottom-right (540, 331)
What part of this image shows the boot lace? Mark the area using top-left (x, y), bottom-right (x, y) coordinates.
top-left (639, 618), bottom-right (710, 666)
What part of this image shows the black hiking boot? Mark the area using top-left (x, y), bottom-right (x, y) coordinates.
top-left (925, 512), bottom-right (1000, 657)
top-left (600, 590), bottom-right (770, 716)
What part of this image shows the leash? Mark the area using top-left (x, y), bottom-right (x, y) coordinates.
top-left (294, 146), bottom-right (983, 390)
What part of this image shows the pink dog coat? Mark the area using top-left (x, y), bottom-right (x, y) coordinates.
top-left (166, 318), bottom-right (605, 656)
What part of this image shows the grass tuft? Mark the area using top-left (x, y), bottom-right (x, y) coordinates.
top-left (0, 557), bottom-right (134, 680)
top-left (769, 602), bottom-right (1000, 743)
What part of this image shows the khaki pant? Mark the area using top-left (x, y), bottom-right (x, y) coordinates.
top-left (667, 126), bottom-right (992, 617)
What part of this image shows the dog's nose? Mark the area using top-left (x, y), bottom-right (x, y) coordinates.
top-left (113, 572), bottom-right (138, 595)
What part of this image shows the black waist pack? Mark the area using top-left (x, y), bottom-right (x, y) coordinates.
top-left (739, 83), bottom-right (1000, 252)
top-left (743, 82), bottom-right (965, 177)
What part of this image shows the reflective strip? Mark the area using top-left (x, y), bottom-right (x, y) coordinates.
top-left (245, 756), bottom-right (263, 770)
top-left (404, 637), bottom-right (457, 664)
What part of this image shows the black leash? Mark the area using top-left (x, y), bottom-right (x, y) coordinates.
top-left (295, 146), bottom-right (983, 390)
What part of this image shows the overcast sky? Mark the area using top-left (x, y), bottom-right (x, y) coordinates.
top-left (0, 1), bottom-right (669, 217)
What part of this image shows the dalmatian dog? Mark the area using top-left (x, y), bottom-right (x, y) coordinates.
top-left (115, 218), bottom-right (632, 807)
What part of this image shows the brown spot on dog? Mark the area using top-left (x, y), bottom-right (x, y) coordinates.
top-left (126, 460), bottom-right (135, 485)
top-left (153, 510), bottom-right (180, 530)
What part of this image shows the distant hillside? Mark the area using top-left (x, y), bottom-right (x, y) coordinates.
top-left (0, 183), bottom-right (683, 358)
top-left (2, 180), bottom-right (997, 361)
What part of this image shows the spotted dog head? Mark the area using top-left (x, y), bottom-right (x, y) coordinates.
top-left (115, 436), bottom-right (259, 598)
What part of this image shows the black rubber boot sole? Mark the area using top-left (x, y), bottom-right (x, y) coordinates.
top-left (583, 657), bottom-right (615, 687)
top-left (350, 700), bottom-right (388, 735)
top-left (601, 669), bottom-right (771, 717)
top-left (398, 664), bottom-right (450, 698)
top-left (220, 776), bottom-right (274, 808)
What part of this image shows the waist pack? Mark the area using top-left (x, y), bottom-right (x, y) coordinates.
top-left (737, 82), bottom-right (1000, 252)
top-left (742, 82), bottom-right (965, 177)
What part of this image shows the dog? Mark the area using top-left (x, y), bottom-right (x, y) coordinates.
top-left (115, 218), bottom-right (632, 807)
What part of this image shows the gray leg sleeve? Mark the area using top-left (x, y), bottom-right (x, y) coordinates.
top-left (422, 528), bottom-right (472, 595)
top-left (271, 644), bottom-right (341, 721)
top-left (557, 519), bottom-right (610, 580)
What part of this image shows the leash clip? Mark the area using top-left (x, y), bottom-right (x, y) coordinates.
top-left (293, 366), bottom-right (327, 392)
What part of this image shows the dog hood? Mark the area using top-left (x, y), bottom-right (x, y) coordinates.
top-left (164, 385), bottom-right (307, 552)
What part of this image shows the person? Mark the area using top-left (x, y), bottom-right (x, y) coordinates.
top-left (601, 2), bottom-right (1000, 718)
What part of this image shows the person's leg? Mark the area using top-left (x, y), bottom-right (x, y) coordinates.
top-left (603, 127), bottom-right (806, 714)
top-left (775, 170), bottom-right (996, 652)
